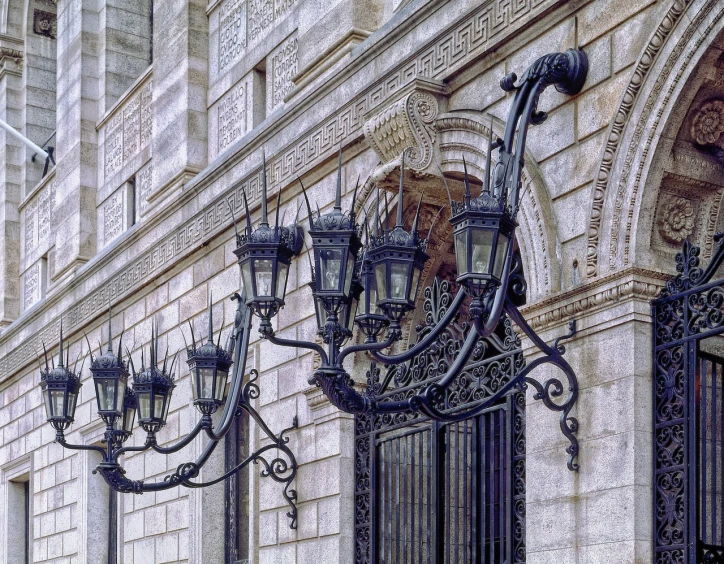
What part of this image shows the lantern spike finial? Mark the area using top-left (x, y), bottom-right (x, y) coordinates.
top-left (274, 183), bottom-right (282, 231)
top-left (463, 156), bottom-right (471, 205)
top-left (437, 165), bottom-right (454, 210)
top-left (125, 347), bottom-right (136, 375)
top-left (350, 175), bottom-right (360, 221)
top-left (107, 304), bottom-right (113, 353)
top-left (303, 239), bottom-right (315, 282)
top-left (117, 330), bottom-right (124, 362)
top-left (384, 190), bottom-right (390, 235)
top-left (297, 177), bottom-right (314, 229)
top-left (411, 189), bottom-right (425, 238)
top-left (373, 185), bottom-right (380, 238)
top-left (334, 147), bottom-right (343, 211)
top-left (58, 320), bottom-right (64, 367)
top-left (228, 200), bottom-right (240, 239)
top-left (208, 292), bottom-right (214, 344)
top-left (396, 151), bottom-right (405, 228)
top-left (241, 188), bottom-right (252, 237)
top-left (42, 341), bottom-right (50, 370)
top-left (483, 115), bottom-right (494, 196)
top-left (261, 149), bottom-right (269, 227)
top-left (427, 206), bottom-right (446, 241)
top-left (188, 320), bottom-right (196, 352)
top-left (162, 344), bottom-right (169, 373)
top-left (83, 332), bottom-right (94, 364)
top-left (141, 349), bottom-right (145, 371)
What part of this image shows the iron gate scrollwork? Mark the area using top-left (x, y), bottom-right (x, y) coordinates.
top-left (653, 237), bottom-right (724, 564)
top-left (355, 277), bottom-right (527, 563)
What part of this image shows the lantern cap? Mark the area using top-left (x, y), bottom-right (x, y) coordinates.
top-left (130, 321), bottom-right (176, 389)
top-left (40, 364), bottom-right (81, 387)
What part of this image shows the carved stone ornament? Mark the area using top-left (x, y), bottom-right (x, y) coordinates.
top-left (659, 194), bottom-right (695, 243)
top-left (691, 99), bottom-right (724, 145)
top-left (363, 79), bottom-right (448, 177)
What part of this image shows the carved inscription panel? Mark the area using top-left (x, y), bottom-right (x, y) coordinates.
top-left (219, 0), bottom-right (247, 72)
top-left (217, 73), bottom-right (254, 154)
top-left (23, 260), bottom-right (46, 311)
top-left (267, 35), bottom-right (298, 114)
top-left (23, 178), bottom-right (56, 262)
top-left (103, 78), bottom-right (153, 182)
top-left (212, 0), bottom-right (299, 77)
top-left (137, 161), bottom-right (154, 216)
top-left (100, 183), bottom-right (133, 248)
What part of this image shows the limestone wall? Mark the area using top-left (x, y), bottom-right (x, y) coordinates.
top-left (1, 0), bottom-right (723, 562)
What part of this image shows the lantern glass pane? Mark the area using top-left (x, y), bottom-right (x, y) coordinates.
top-left (493, 233), bottom-right (509, 278)
top-left (138, 393), bottom-right (151, 420)
top-left (320, 249), bottom-right (343, 291)
top-left (375, 264), bottom-right (387, 300)
top-left (390, 263), bottom-right (409, 300)
top-left (124, 407), bottom-right (136, 433)
top-left (347, 298), bottom-right (359, 331)
top-left (154, 395), bottom-right (164, 420)
top-left (116, 380), bottom-right (127, 413)
top-left (215, 370), bottom-right (228, 402)
top-left (43, 390), bottom-right (52, 419)
top-left (315, 298), bottom-right (327, 330)
top-left (162, 392), bottom-right (172, 421)
top-left (276, 263), bottom-right (289, 299)
top-left (409, 267), bottom-right (421, 301)
top-left (240, 262), bottom-right (254, 298)
top-left (344, 255), bottom-right (355, 296)
top-left (198, 368), bottom-right (215, 400)
top-left (96, 379), bottom-right (115, 411)
top-left (471, 230), bottom-right (495, 274)
top-left (67, 392), bottom-right (77, 419)
top-left (455, 231), bottom-right (467, 275)
top-left (50, 390), bottom-right (65, 417)
top-left (190, 367), bottom-right (199, 400)
top-left (254, 259), bottom-right (274, 297)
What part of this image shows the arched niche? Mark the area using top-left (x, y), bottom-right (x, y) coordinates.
top-left (587, 0), bottom-right (724, 277)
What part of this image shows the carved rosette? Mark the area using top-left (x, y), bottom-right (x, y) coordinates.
top-left (363, 88), bottom-right (440, 171)
top-left (691, 99), bottom-right (724, 145)
top-left (659, 195), bottom-right (695, 243)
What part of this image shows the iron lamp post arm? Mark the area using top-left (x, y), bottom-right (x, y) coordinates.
top-left (55, 431), bottom-right (108, 458)
top-left (263, 331), bottom-right (329, 366)
top-left (369, 288), bottom-right (469, 365)
top-left (337, 330), bottom-right (399, 366)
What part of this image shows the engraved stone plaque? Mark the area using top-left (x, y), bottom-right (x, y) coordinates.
top-left (137, 161), bottom-right (153, 215)
top-left (267, 35), bottom-right (298, 114)
top-left (23, 259), bottom-right (46, 311)
top-left (215, 73), bottom-right (254, 156)
top-left (100, 182), bottom-right (134, 247)
top-left (219, 0), bottom-right (247, 73)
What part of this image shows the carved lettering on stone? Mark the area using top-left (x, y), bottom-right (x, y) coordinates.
top-left (219, 0), bottom-right (246, 72)
top-left (137, 162), bottom-right (153, 215)
top-left (274, 0), bottom-right (298, 18)
top-left (105, 113), bottom-right (123, 178)
top-left (218, 75), bottom-right (253, 153)
top-left (23, 260), bottom-right (45, 311)
top-left (104, 190), bottom-right (125, 244)
top-left (249, 0), bottom-right (274, 42)
top-left (267, 35), bottom-right (298, 113)
top-left (103, 77), bottom-right (153, 181)
top-left (24, 200), bottom-right (37, 255)
top-left (23, 179), bottom-right (55, 258)
top-left (37, 180), bottom-right (55, 241)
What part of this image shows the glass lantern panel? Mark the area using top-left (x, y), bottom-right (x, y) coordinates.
top-left (240, 262), bottom-right (254, 298)
top-left (96, 378), bottom-right (116, 412)
top-left (314, 297), bottom-right (327, 330)
top-left (190, 367), bottom-right (200, 400)
top-left (409, 266), bottom-right (421, 301)
top-left (254, 259), bottom-right (274, 297)
top-left (198, 368), bottom-right (215, 400)
top-left (455, 231), bottom-right (467, 275)
top-left (375, 264), bottom-right (387, 301)
top-left (358, 288), bottom-right (368, 315)
top-left (493, 233), bottom-right (510, 278)
top-left (344, 255), bottom-right (355, 296)
top-left (347, 298), bottom-right (359, 331)
top-left (276, 263), bottom-right (289, 300)
top-left (116, 380), bottom-right (127, 413)
top-left (137, 393), bottom-right (151, 420)
top-left (215, 370), bottom-right (229, 402)
top-left (67, 392), bottom-right (77, 419)
top-left (320, 249), bottom-right (343, 291)
top-left (50, 390), bottom-right (65, 417)
top-left (471, 230), bottom-right (495, 274)
top-left (124, 407), bottom-right (136, 433)
top-left (154, 395), bottom-right (164, 421)
top-left (43, 390), bottom-right (52, 419)
top-left (162, 392), bottom-right (172, 421)
top-left (390, 262), bottom-right (409, 300)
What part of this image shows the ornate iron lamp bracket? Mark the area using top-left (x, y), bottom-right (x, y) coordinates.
top-left (51, 293), bottom-right (299, 529)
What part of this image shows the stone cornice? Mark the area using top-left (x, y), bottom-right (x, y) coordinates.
top-left (0, 0), bottom-right (571, 382)
top-left (520, 267), bottom-right (670, 331)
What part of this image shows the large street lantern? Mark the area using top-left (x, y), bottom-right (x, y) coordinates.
top-left (40, 325), bottom-right (82, 431)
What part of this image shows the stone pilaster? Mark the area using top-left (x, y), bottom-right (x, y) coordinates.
top-left (150, 0), bottom-right (208, 201)
top-left (52, 0), bottom-right (100, 282)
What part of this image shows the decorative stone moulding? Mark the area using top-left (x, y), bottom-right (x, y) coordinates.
top-left (659, 194), bottom-right (695, 243)
top-left (362, 78), bottom-right (449, 183)
top-left (691, 99), bottom-right (724, 145)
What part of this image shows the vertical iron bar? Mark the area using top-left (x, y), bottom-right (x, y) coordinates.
top-left (464, 420), bottom-right (469, 564)
top-left (431, 422), bottom-right (445, 564)
top-left (455, 422), bottom-right (460, 564)
top-left (472, 416), bottom-right (479, 564)
top-left (419, 431), bottom-right (424, 564)
top-left (371, 431), bottom-right (378, 564)
top-left (388, 440), bottom-right (394, 564)
top-left (108, 489), bottom-right (117, 564)
top-left (506, 396), bottom-right (514, 562)
top-left (427, 428), bottom-right (432, 564)
top-left (714, 359), bottom-right (718, 544)
top-left (403, 435), bottom-right (408, 564)
top-left (499, 408), bottom-right (504, 562)
top-left (411, 433), bottom-right (416, 564)
top-left (721, 359), bottom-right (724, 547)
top-left (396, 438), bottom-right (401, 563)
top-left (688, 340), bottom-right (700, 563)
top-left (704, 357), bottom-right (709, 545)
top-left (484, 413), bottom-right (490, 564)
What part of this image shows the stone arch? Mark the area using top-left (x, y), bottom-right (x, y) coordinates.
top-left (586, 0), bottom-right (724, 277)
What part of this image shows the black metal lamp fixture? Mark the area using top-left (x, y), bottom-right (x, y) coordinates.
top-left (38, 49), bottom-right (588, 528)
top-left (39, 325), bottom-right (82, 431)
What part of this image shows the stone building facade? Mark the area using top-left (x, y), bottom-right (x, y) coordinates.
top-left (0, 0), bottom-right (722, 562)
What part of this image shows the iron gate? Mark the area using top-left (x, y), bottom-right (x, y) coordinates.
top-left (653, 240), bottom-right (724, 563)
top-left (355, 278), bottom-right (526, 563)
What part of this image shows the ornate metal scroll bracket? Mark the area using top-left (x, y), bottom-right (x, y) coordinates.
top-left (508, 308), bottom-right (580, 471)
